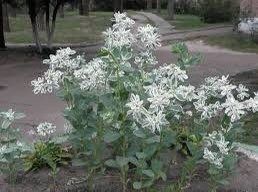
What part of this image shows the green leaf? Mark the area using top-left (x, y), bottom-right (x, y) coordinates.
top-left (105, 159), bottom-right (118, 168)
top-left (133, 129), bottom-right (146, 138)
top-left (116, 156), bottom-right (129, 167)
top-left (14, 112), bottom-right (26, 120)
top-left (159, 171), bottom-right (167, 181)
top-left (151, 159), bottom-right (163, 173)
top-left (72, 158), bottom-right (87, 167)
top-left (129, 157), bottom-right (139, 166)
top-left (218, 179), bottom-right (230, 186)
top-left (142, 180), bottom-right (154, 188)
top-left (104, 131), bottom-right (121, 143)
top-left (2, 120), bottom-right (12, 129)
top-left (51, 135), bottom-right (69, 144)
top-left (146, 135), bottom-right (160, 144)
top-left (136, 152), bottom-right (147, 159)
top-left (133, 182), bottom-right (142, 190)
top-left (143, 145), bottom-right (158, 158)
top-left (142, 169), bottom-right (155, 178)
top-left (163, 130), bottom-right (177, 147)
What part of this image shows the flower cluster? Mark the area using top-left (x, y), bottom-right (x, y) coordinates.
top-left (194, 76), bottom-right (258, 122)
top-left (74, 58), bottom-right (107, 91)
top-left (203, 131), bottom-right (231, 168)
top-left (36, 122), bottom-right (56, 137)
top-left (31, 47), bottom-right (84, 94)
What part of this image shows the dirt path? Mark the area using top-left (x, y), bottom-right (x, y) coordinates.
top-left (157, 40), bottom-right (258, 85)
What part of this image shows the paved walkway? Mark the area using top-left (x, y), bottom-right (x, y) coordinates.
top-left (136, 11), bottom-right (176, 35)
top-left (134, 11), bottom-right (232, 42)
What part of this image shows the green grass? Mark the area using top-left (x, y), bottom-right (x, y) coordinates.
top-left (5, 11), bottom-right (113, 44)
top-left (154, 9), bottom-right (227, 30)
top-left (204, 34), bottom-right (258, 53)
top-left (240, 114), bottom-right (258, 145)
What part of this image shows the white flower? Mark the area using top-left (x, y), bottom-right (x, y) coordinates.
top-left (31, 69), bottom-right (63, 94)
top-left (56, 47), bottom-right (76, 56)
top-left (185, 111), bottom-right (193, 117)
top-left (144, 83), bottom-right (172, 112)
top-left (222, 95), bottom-right (245, 122)
top-left (0, 109), bottom-right (15, 121)
top-left (74, 58), bottom-right (107, 91)
top-left (137, 24), bottom-right (161, 50)
top-left (203, 148), bottom-right (223, 169)
top-left (245, 93), bottom-right (258, 112)
top-left (220, 84), bottom-right (237, 97)
top-left (126, 94), bottom-right (144, 120)
top-left (0, 145), bottom-right (7, 155)
top-left (36, 122), bottom-right (56, 137)
top-left (236, 84), bottom-right (249, 100)
top-left (103, 12), bottom-right (136, 49)
top-left (16, 141), bottom-right (23, 147)
top-left (153, 64), bottom-right (188, 87)
top-left (112, 12), bottom-right (135, 29)
top-left (175, 85), bottom-right (196, 101)
top-left (215, 132), bottom-right (230, 155)
top-left (141, 111), bottom-right (168, 133)
top-left (203, 131), bottom-right (231, 169)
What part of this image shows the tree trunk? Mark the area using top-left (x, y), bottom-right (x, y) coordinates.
top-left (10, 4), bottom-right (17, 18)
top-left (37, 11), bottom-right (45, 31)
top-left (113, 0), bottom-right (123, 12)
top-left (157, 0), bottom-right (161, 13)
top-left (47, 0), bottom-right (62, 48)
top-left (0, 0), bottom-right (5, 48)
top-left (167, 0), bottom-right (175, 20)
top-left (27, 0), bottom-right (42, 53)
top-left (147, 0), bottom-right (152, 10)
top-left (79, 0), bottom-right (89, 16)
top-left (3, 2), bottom-right (10, 32)
top-left (120, 0), bottom-right (123, 12)
top-left (60, 2), bottom-right (64, 18)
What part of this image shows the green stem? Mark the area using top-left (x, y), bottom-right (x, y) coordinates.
top-left (109, 50), bottom-right (128, 191)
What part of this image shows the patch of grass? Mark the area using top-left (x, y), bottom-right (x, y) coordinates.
top-left (5, 11), bottom-right (113, 44)
top-left (154, 9), bottom-right (227, 30)
top-left (240, 114), bottom-right (258, 145)
top-left (204, 34), bottom-right (258, 53)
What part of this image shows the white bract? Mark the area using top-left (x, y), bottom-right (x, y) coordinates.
top-left (36, 122), bottom-right (56, 137)
top-left (0, 109), bottom-right (15, 121)
top-left (203, 131), bottom-right (231, 169)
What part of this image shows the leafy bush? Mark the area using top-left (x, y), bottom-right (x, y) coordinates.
top-left (30, 12), bottom-right (258, 191)
top-left (199, 0), bottom-right (238, 23)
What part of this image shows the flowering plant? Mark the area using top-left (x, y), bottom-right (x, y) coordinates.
top-left (31, 12), bottom-right (258, 191)
top-left (0, 109), bottom-right (30, 183)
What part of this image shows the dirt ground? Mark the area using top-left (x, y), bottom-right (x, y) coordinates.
top-left (0, 154), bottom-right (258, 192)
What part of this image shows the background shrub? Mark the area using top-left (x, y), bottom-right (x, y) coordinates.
top-left (199, 0), bottom-right (238, 23)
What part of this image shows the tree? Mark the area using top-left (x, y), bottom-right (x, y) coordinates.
top-left (59, 1), bottom-right (64, 18)
top-left (27, 0), bottom-right (42, 53)
top-left (79, 0), bottom-right (89, 16)
top-left (156, 0), bottom-right (161, 13)
top-left (167, 0), bottom-right (175, 20)
top-left (45, 0), bottom-right (65, 48)
top-left (3, 1), bottom-right (10, 32)
top-left (147, 0), bottom-right (152, 9)
top-left (0, 0), bottom-right (5, 48)
top-left (113, 0), bottom-right (123, 12)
